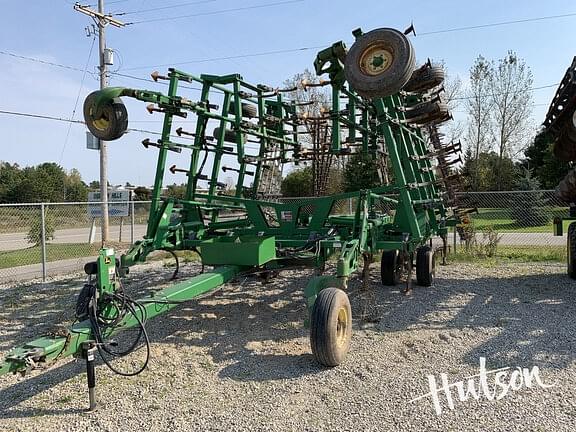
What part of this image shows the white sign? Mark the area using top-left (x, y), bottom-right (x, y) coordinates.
top-left (88, 191), bottom-right (131, 217)
top-left (86, 131), bottom-right (100, 150)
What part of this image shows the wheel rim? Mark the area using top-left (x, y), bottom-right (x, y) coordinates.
top-left (90, 107), bottom-right (110, 132)
top-left (336, 306), bottom-right (348, 347)
top-left (359, 43), bottom-right (394, 76)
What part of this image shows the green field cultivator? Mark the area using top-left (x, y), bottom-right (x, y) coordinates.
top-left (0, 27), bottom-right (464, 409)
top-left (544, 56), bottom-right (576, 278)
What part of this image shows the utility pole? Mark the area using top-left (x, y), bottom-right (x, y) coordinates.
top-left (74, 1), bottom-right (124, 246)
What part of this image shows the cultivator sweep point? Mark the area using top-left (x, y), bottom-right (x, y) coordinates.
top-left (1, 27), bottom-right (463, 409)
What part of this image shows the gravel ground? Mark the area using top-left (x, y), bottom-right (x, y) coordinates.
top-left (0, 260), bottom-right (575, 431)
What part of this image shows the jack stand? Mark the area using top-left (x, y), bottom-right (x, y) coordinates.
top-left (403, 259), bottom-right (413, 296)
top-left (82, 341), bottom-right (97, 412)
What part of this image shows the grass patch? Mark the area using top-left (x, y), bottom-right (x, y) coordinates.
top-left (0, 243), bottom-right (100, 269)
top-left (449, 245), bottom-right (566, 264)
top-left (472, 207), bottom-right (571, 233)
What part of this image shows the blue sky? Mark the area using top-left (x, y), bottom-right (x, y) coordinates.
top-left (0, 0), bottom-right (574, 187)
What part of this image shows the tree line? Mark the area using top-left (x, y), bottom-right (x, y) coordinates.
top-left (0, 162), bottom-right (89, 203)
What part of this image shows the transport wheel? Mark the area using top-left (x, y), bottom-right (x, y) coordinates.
top-left (84, 91), bottom-right (128, 141)
top-left (416, 245), bottom-right (436, 287)
top-left (380, 249), bottom-right (403, 286)
top-left (557, 169), bottom-right (576, 202)
top-left (568, 222), bottom-right (576, 279)
top-left (404, 64), bottom-right (445, 93)
top-left (553, 127), bottom-right (576, 162)
top-left (310, 288), bottom-right (352, 367)
top-left (228, 100), bottom-right (258, 118)
top-left (344, 27), bottom-right (415, 99)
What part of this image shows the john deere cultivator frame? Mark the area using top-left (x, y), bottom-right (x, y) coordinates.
top-left (544, 56), bottom-right (576, 278)
top-left (1, 27), bottom-right (462, 409)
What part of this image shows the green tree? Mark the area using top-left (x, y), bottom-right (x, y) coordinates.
top-left (27, 211), bottom-right (55, 245)
top-left (0, 162), bottom-right (23, 203)
top-left (12, 163), bottom-right (67, 202)
top-left (89, 181), bottom-right (100, 190)
top-left (280, 167), bottom-right (313, 197)
top-left (511, 168), bottom-right (549, 227)
top-left (165, 183), bottom-right (186, 199)
top-left (64, 168), bottom-right (88, 201)
top-left (133, 186), bottom-right (151, 201)
top-left (461, 151), bottom-right (517, 191)
top-left (523, 129), bottom-right (570, 189)
top-left (343, 153), bottom-right (380, 192)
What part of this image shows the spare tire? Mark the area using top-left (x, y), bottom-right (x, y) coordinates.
top-left (344, 28), bottom-right (415, 99)
top-left (83, 92), bottom-right (128, 141)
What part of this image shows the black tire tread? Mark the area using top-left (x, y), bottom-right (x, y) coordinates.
top-left (381, 249), bottom-right (402, 286)
top-left (416, 245), bottom-right (435, 287)
top-left (568, 222), bottom-right (576, 279)
top-left (310, 288), bottom-right (352, 367)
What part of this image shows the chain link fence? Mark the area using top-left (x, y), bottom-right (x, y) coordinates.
top-left (0, 201), bottom-right (151, 283)
top-left (0, 191), bottom-right (570, 283)
top-left (452, 191), bottom-right (569, 261)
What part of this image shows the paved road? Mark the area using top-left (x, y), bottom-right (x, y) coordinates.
top-left (0, 226), bottom-right (567, 283)
top-left (0, 226), bottom-right (566, 252)
top-left (0, 225), bottom-right (148, 251)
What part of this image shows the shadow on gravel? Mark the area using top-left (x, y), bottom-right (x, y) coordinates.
top-left (143, 270), bottom-right (327, 381)
top-left (0, 265), bottom-right (325, 417)
top-left (0, 359), bottom-right (85, 418)
top-left (366, 266), bottom-right (576, 370)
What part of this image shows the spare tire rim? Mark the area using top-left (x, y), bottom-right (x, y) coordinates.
top-left (336, 306), bottom-right (349, 346)
top-left (90, 107), bottom-right (110, 132)
top-left (359, 42), bottom-right (394, 76)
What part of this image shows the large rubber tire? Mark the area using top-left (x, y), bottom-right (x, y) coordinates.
top-left (84, 92), bottom-right (128, 141)
top-left (553, 127), bottom-right (576, 162)
top-left (381, 249), bottom-right (403, 286)
top-left (568, 222), bottom-right (576, 279)
top-left (416, 245), bottom-right (436, 287)
top-left (310, 287), bottom-right (352, 367)
top-left (344, 28), bottom-right (415, 99)
top-left (556, 169), bottom-right (576, 202)
top-left (228, 100), bottom-right (258, 118)
top-left (404, 64), bottom-right (445, 93)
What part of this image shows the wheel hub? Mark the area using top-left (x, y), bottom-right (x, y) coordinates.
top-left (359, 43), bottom-right (394, 76)
top-left (336, 306), bottom-right (348, 346)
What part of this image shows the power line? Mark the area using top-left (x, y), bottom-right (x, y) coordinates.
top-left (123, 45), bottom-right (325, 71)
top-left (124, 0), bottom-right (304, 25)
top-left (59, 35), bottom-right (97, 164)
top-left (123, 10), bottom-right (576, 70)
top-left (113, 0), bottom-right (217, 16)
top-left (453, 83), bottom-right (560, 101)
top-left (418, 12), bottom-right (576, 36)
top-left (0, 50), bottom-right (88, 73)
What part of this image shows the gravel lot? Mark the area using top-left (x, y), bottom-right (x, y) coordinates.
top-left (0, 260), bottom-right (575, 431)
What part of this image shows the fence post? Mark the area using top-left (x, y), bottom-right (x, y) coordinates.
top-left (452, 225), bottom-right (457, 254)
top-left (40, 203), bottom-right (47, 282)
top-left (130, 200), bottom-right (135, 244)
